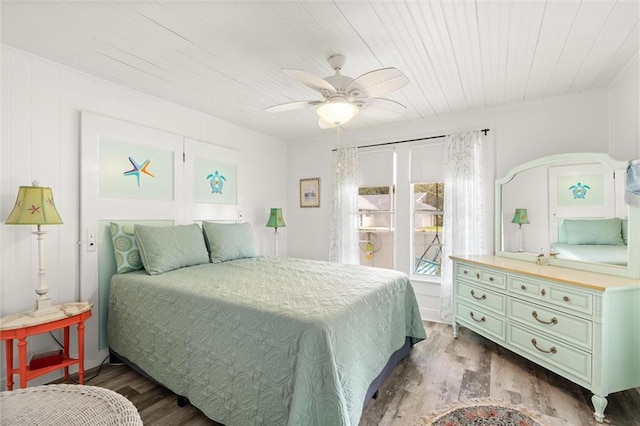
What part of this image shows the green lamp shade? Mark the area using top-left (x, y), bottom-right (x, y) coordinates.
top-left (266, 208), bottom-right (286, 229)
top-left (511, 208), bottom-right (529, 225)
top-left (5, 184), bottom-right (63, 225)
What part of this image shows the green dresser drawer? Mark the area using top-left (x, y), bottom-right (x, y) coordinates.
top-left (456, 301), bottom-right (506, 342)
top-left (455, 263), bottom-right (506, 290)
top-left (508, 276), bottom-right (544, 300)
top-left (457, 280), bottom-right (506, 315)
top-left (508, 275), bottom-right (594, 316)
top-left (478, 268), bottom-right (506, 289)
top-left (508, 323), bottom-right (592, 385)
top-left (508, 298), bottom-right (592, 350)
top-left (547, 284), bottom-right (593, 315)
top-left (456, 263), bottom-right (477, 281)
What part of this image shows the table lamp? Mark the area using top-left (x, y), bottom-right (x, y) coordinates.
top-left (266, 208), bottom-right (286, 256)
top-left (511, 208), bottom-right (529, 252)
top-left (5, 181), bottom-right (63, 316)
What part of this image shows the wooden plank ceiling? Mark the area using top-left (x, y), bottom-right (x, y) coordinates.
top-left (2, 1), bottom-right (638, 142)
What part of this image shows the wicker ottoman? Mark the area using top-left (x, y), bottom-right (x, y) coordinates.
top-left (0, 384), bottom-right (143, 425)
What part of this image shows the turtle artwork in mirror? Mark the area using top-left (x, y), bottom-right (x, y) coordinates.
top-left (495, 153), bottom-right (640, 279)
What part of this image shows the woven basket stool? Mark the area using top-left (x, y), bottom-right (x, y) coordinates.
top-left (0, 384), bottom-right (143, 425)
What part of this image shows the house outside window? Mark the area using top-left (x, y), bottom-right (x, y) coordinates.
top-left (358, 186), bottom-right (395, 269)
top-left (355, 144), bottom-right (446, 278)
top-left (358, 149), bottom-right (396, 270)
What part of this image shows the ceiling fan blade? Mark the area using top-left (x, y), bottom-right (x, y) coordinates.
top-left (347, 68), bottom-right (409, 98)
top-left (264, 100), bottom-right (321, 113)
top-left (359, 98), bottom-right (406, 119)
top-left (318, 117), bottom-right (339, 129)
top-left (283, 69), bottom-right (336, 94)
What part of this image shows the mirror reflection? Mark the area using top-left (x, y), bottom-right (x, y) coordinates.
top-left (499, 155), bottom-right (629, 269)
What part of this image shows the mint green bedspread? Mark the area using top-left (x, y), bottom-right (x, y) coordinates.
top-left (108, 256), bottom-right (426, 425)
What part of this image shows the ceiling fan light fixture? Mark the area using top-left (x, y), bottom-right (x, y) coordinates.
top-left (316, 97), bottom-right (358, 125)
top-left (268, 54), bottom-right (408, 127)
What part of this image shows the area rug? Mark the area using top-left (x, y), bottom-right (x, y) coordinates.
top-left (418, 398), bottom-right (545, 426)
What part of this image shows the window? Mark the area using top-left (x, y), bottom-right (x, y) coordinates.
top-left (354, 144), bottom-right (447, 278)
top-left (358, 149), bottom-right (396, 270)
top-left (413, 182), bottom-right (444, 276)
top-left (358, 185), bottom-right (395, 269)
top-left (410, 143), bottom-right (445, 279)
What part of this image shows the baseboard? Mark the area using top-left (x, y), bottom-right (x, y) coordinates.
top-left (420, 307), bottom-right (441, 323)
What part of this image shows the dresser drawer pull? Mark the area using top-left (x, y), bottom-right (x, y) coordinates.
top-left (469, 312), bottom-right (486, 323)
top-left (470, 290), bottom-right (486, 300)
top-left (541, 289), bottom-right (546, 296)
top-left (532, 311), bottom-right (558, 325)
top-left (520, 285), bottom-right (527, 291)
top-left (531, 338), bottom-right (557, 354)
top-left (489, 277), bottom-right (494, 282)
top-left (476, 273), bottom-right (480, 279)
top-left (563, 296), bottom-right (570, 302)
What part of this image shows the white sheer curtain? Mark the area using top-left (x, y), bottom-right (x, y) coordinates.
top-left (329, 146), bottom-right (359, 264)
top-left (440, 130), bottom-right (486, 323)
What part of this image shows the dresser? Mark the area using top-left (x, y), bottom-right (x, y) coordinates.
top-left (451, 255), bottom-right (640, 423)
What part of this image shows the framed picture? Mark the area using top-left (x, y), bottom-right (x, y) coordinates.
top-left (193, 157), bottom-right (238, 205)
top-left (300, 178), bottom-right (320, 208)
top-left (549, 163), bottom-right (615, 218)
top-left (98, 136), bottom-right (175, 201)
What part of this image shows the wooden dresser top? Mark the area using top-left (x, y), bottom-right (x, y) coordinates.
top-left (451, 255), bottom-right (640, 291)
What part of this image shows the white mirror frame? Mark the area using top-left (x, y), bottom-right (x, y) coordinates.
top-left (495, 153), bottom-right (640, 279)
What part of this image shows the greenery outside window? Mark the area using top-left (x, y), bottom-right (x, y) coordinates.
top-left (413, 182), bottom-right (444, 276)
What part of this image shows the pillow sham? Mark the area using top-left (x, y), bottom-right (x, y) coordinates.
top-left (110, 222), bottom-right (144, 274)
top-left (563, 218), bottom-right (623, 246)
top-left (621, 218), bottom-right (628, 245)
top-left (135, 224), bottom-right (210, 275)
top-left (202, 222), bottom-right (257, 263)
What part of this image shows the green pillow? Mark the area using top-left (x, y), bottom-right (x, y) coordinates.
top-left (134, 224), bottom-right (209, 275)
top-left (622, 219), bottom-right (628, 245)
top-left (563, 218), bottom-right (623, 245)
top-left (202, 222), bottom-right (257, 263)
top-left (110, 222), bottom-right (143, 274)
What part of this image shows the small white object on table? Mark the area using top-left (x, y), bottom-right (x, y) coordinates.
top-left (0, 384), bottom-right (143, 425)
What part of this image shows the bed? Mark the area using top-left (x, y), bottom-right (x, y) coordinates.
top-left (549, 243), bottom-right (628, 266)
top-left (106, 222), bottom-right (426, 425)
top-left (551, 217), bottom-right (628, 266)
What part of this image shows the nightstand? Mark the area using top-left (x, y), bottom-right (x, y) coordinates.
top-left (0, 302), bottom-right (92, 390)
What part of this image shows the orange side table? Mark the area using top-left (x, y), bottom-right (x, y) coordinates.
top-left (0, 302), bottom-right (92, 390)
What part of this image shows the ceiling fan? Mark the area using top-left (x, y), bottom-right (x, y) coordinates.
top-left (265, 54), bottom-right (409, 129)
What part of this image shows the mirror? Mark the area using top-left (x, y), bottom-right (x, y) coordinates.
top-left (495, 153), bottom-right (640, 279)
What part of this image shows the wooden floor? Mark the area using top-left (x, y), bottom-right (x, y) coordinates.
top-left (66, 321), bottom-right (640, 425)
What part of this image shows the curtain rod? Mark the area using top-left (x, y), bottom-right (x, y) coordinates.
top-left (332, 128), bottom-right (490, 151)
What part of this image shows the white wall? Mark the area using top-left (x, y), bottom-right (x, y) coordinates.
top-left (286, 141), bottom-right (332, 261)
top-left (0, 46), bottom-right (288, 387)
top-left (609, 56), bottom-right (640, 160)
top-left (287, 89), bottom-right (613, 261)
top-left (287, 63), bottom-right (638, 321)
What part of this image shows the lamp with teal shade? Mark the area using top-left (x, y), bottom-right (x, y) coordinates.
top-left (266, 208), bottom-right (286, 256)
top-left (4, 181), bottom-right (63, 316)
top-left (511, 208), bottom-right (529, 252)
